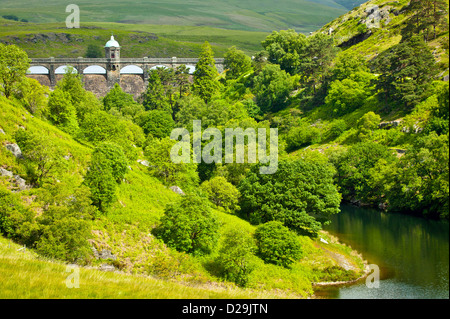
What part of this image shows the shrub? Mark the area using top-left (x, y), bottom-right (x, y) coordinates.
top-left (215, 227), bottom-right (256, 287)
top-left (154, 195), bottom-right (219, 255)
top-left (254, 221), bottom-right (303, 268)
top-left (201, 176), bottom-right (240, 213)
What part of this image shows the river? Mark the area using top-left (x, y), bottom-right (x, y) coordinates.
top-left (315, 204), bottom-right (449, 299)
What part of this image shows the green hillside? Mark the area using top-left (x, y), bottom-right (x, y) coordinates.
top-left (0, 19), bottom-right (269, 58)
top-left (0, 0), bottom-right (366, 33)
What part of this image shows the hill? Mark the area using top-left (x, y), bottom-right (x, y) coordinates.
top-left (0, 0), bottom-right (366, 33)
top-left (0, 19), bottom-right (269, 58)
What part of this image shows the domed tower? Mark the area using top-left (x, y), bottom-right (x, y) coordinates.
top-left (105, 35), bottom-right (121, 60)
top-left (105, 35), bottom-right (121, 86)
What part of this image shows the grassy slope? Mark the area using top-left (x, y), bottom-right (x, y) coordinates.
top-left (0, 95), bottom-right (367, 298)
top-left (0, 0), bottom-right (366, 33)
top-left (0, 19), bottom-right (269, 58)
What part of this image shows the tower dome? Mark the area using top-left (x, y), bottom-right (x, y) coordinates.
top-left (105, 35), bottom-right (120, 48)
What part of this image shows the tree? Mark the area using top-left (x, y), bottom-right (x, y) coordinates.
top-left (47, 88), bottom-right (79, 135)
top-left (103, 83), bottom-right (142, 120)
top-left (143, 69), bottom-right (171, 111)
top-left (330, 141), bottom-right (397, 205)
top-left (85, 44), bottom-right (103, 58)
top-left (261, 29), bottom-right (308, 75)
top-left (15, 130), bottom-right (65, 187)
top-left (201, 176), bottom-right (240, 212)
top-left (326, 71), bottom-right (375, 115)
top-left (374, 36), bottom-right (437, 108)
top-left (356, 112), bottom-right (381, 141)
top-left (254, 221), bottom-right (303, 268)
top-left (239, 160), bottom-right (341, 237)
top-left (215, 227), bottom-right (256, 286)
top-left (140, 109), bottom-right (175, 139)
top-left (253, 64), bottom-right (293, 113)
top-left (387, 132), bottom-right (449, 218)
top-left (83, 142), bottom-right (127, 212)
top-left (155, 195), bottom-right (220, 255)
top-left (193, 42), bottom-right (220, 103)
top-left (90, 142), bottom-right (128, 183)
top-left (144, 137), bottom-right (199, 188)
top-left (404, 0), bottom-right (448, 41)
top-left (18, 77), bottom-right (49, 116)
top-left (0, 43), bottom-right (30, 98)
top-left (224, 46), bottom-right (252, 80)
top-left (301, 33), bottom-right (338, 94)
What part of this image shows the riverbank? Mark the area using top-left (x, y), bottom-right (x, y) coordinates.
top-left (310, 231), bottom-right (370, 289)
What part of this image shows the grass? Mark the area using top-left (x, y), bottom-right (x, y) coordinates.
top-left (0, 236), bottom-right (287, 299)
top-left (1, 79), bottom-right (368, 299)
top-left (0, 0), bottom-right (364, 33)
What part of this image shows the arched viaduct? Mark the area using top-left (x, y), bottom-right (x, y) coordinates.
top-left (27, 57), bottom-right (225, 98)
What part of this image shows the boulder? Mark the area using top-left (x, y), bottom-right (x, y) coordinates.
top-left (137, 159), bottom-right (150, 167)
top-left (169, 186), bottom-right (185, 196)
top-left (99, 264), bottom-right (116, 272)
top-left (0, 128), bottom-right (5, 135)
top-left (13, 175), bottom-right (29, 191)
top-left (0, 168), bottom-right (13, 177)
top-left (98, 249), bottom-right (117, 261)
top-left (5, 144), bottom-right (23, 159)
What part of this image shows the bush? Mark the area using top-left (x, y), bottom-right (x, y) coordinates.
top-left (254, 221), bottom-right (302, 268)
top-left (215, 227), bottom-right (256, 287)
top-left (0, 187), bottom-right (34, 241)
top-left (286, 121), bottom-right (322, 150)
top-left (201, 176), bottom-right (240, 213)
top-left (239, 160), bottom-right (340, 237)
top-left (154, 195), bottom-right (220, 255)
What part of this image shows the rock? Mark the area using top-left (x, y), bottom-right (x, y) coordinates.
top-left (0, 128), bottom-right (5, 135)
top-left (169, 186), bottom-right (185, 196)
top-left (320, 238), bottom-right (329, 245)
top-left (360, 5), bottom-right (391, 29)
top-left (91, 247), bottom-right (100, 259)
top-left (137, 159), bottom-right (150, 167)
top-left (13, 175), bottom-right (29, 191)
top-left (99, 264), bottom-right (116, 272)
top-left (5, 144), bottom-right (23, 159)
top-left (443, 75), bottom-right (449, 82)
top-left (0, 168), bottom-right (13, 177)
top-left (98, 249), bottom-right (117, 261)
top-left (63, 155), bottom-right (71, 160)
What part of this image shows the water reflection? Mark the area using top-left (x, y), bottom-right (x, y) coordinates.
top-left (317, 204), bottom-right (449, 299)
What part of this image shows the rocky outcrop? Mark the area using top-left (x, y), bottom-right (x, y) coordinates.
top-left (169, 186), bottom-right (185, 196)
top-left (360, 5), bottom-right (391, 29)
top-left (5, 143), bottom-right (23, 159)
top-left (0, 168), bottom-right (29, 191)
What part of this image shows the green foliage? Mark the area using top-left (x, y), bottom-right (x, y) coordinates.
top-left (193, 42), bottom-right (220, 103)
top-left (0, 187), bottom-right (34, 241)
top-left (0, 43), bottom-right (30, 98)
top-left (15, 129), bottom-right (65, 187)
top-left (239, 160), bottom-right (341, 237)
top-left (47, 88), bottom-right (79, 135)
top-left (139, 110), bottom-right (175, 139)
top-left (253, 64), bottom-right (293, 113)
top-left (143, 69), bottom-right (171, 111)
top-left (224, 46), bottom-right (252, 81)
top-left (84, 142), bottom-right (127, 212)
top-left (261, 30), bottom-right (308, 75)
top-left (17, 78), bottom-right (49, 117)
top-left (356, 111), bottom-right (381, 141)
top-left (35, 210), bottom-right (92, 263)
top-left (201, 176), bottom-right (240, 213)
top-left (155, 195), bottom-right (220, 255)
top-left (386, 132), bottom-right (449, 218)
top-left (286, 120), bottom-right (322, 150)
top-left (331, 141), bottom-right (397, 205)
top-left (103, 83), bottom-right (143, 120)
top-left (325, 71), bottom-right (375, 115)
top-left (254, 221), bottom-right (303, 268)
top-left (374, 35), bottom-right (437, 108)
top-left (144, 137), bottom-right (199, 189)
top-left (215, 227), bottom-right (256, 287)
